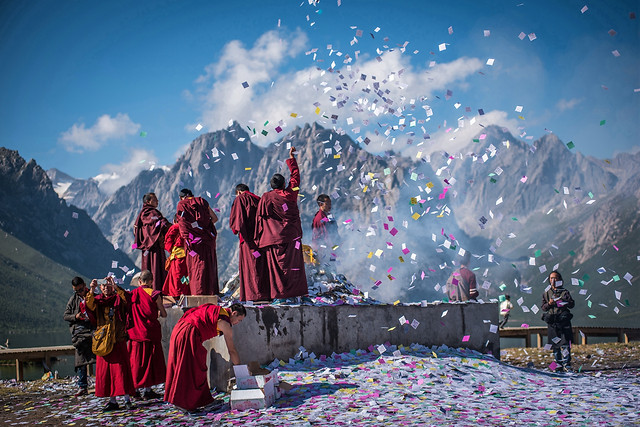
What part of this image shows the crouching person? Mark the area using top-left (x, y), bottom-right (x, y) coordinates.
top-left (86, 276), bottom-right (135, 411)
top-left (164, 303), bottom-right (246, 412)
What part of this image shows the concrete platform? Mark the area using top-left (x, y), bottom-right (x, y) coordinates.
top-left (205, 302), bottom-right (499, 391)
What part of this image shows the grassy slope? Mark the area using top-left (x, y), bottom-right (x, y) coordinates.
top-left (0, 230), bottom-right (81, 333)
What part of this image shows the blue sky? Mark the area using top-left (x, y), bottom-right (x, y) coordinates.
top-left (1, 0), bottom-right (638, 191)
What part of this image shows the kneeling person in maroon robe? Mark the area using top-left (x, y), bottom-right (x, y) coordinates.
top-left (176, 188), bottom-right (219, 295)
top-left (164, 303), bottom-right (246, 412)
top-left (255, 147), bottom-right (308, 301)
top-left (128, 270), bottom-right (167, 400)
top-left (134, 192), bottom-right (171, 291)
top-left (230, 183), bottom-right (268, 302)
top-left (86, 276), bottom-right (135, 412)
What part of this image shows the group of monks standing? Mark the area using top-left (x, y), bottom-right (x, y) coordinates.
top-left (134, 146), bottom-right (337, 303)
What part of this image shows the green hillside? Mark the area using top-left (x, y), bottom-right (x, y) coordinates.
top-left (0, 230), bottom-right (82, 333)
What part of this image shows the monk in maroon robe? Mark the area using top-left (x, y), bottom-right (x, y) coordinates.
top-left (164, 303), bottom-right (246, 412)
top-left (162, 218), bottom-right (190, 298)
top-left (255, 147), bottom-right (308, 301)
top-left (134, 192), bottom-right (170, 291)
top-left (86, 276), bottom-right (135, 412)
top-left (229, 184), bottom-right (269, 301)
top-left (311, 194), bottom-right (339, 264)
top-left (176, 189), bottom-right (219, 295)
top-left (128, 270), bottom-right (167, 400)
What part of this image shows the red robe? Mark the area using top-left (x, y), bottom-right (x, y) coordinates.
top-left (127, 287), bottom-right (166, 389)
top-left (162, 224), bottom-right (190, 297)
top-left (311, 209), bottom-right (339, 263)
top-left (229, 191), bottom-right (268, 301)
top-left (134, 203), bottom-right (171, 291)
top-left (255, 157), bottom-right (308, 299)
top-left (176, 196), bottom-right (219, 295)
top-left (86, 288), bottom-right (135, 398)
top-left (164, 304), bottom-right (230, 411)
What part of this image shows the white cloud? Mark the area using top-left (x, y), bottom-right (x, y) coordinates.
top-left (191, 30), bottom-right (486, 147)
top-left (94, 148), bottom-right (158, 195)
top-left (556, 98), bottom-right (583, 112)
top-left (59, 113), bottom-right (141, 152)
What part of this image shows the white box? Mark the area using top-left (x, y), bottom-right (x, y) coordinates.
top-left (230, 378), bottom-right (275, 411)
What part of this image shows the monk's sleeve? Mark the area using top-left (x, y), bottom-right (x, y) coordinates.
top-left (116, 286), bottom-right (131, 309)
top-left (286, 157), bottom-right (300, 194)
top-left (229, 198), bottom-right (240, 235)
top-left (85, 290), bottom-right (97, 311)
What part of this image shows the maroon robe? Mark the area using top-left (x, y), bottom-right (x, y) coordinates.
top-left (162, 224), bottom-right (190, 297)
top-left (134, 203), bottom-right (170, 291)
top-left (255, 157), bottom-right (308, 299)
top-left (311, 209), bottom-right (339, 263)
top-left (86, 288), bottom-right (135, 398)
top-left (229, 191), bottom-right (268, 301)
top-left (127, 287), bottom-right (166, 389)
top-left (164, 304), bottom-right (230, 411)
top-left (176, 196), bottom-right (219, 295)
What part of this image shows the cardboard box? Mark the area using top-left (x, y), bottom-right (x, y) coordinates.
top-left (236, 369), bottom-right (279, 389)
top-left (230, 377), bottom-right (275, 411)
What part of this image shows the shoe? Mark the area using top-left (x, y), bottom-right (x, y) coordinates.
top-left (142, 390), bottom-right (162, 400)
top-left (300, 296), bottom-right (314, 304)
top-left (74, 388), bottom-right (88, 397)
top-left (132, 390), bottom-right (142, 400)
top-left (102, 401), bottom-right (119, 412)
top-left (124, 401), bottom-right (135, 410)
top-left (271, 298), bottom-right (286, 305)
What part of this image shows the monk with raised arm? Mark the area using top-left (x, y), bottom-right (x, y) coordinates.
top-left (255, 146), bottom-right (308, 303)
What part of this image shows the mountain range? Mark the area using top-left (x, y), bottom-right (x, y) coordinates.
top-left (1, 121), bottom-right (638, 332)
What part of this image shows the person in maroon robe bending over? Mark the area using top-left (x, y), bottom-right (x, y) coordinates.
top-left (229, 183), bottom-right (269, 302)
top-left (176, 188), bottom-right (219, 295)
top-left (128, 270), bottom-right (167, 400)
top-left (162, 215), bottom-right (190, 299)
top-left (164, 303), bottom-right (246, 412)
top-left (86, 276), bottom-right (135, 412)
top-left (255, 146), bottom-right (309, 303)
top-left (311, 193), bottom-right (340, 265)
top-left (134, 192), bottom-right (171, 291)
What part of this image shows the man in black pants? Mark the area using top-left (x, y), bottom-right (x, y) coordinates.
top-left (541, 270), bottom-right (575, 373)
top-left (63, 277), bottom-right (96, 396)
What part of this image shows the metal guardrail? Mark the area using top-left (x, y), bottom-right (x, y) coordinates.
top-left (499, 326), bottom-right (639, 347)
top-left (0, 345), bottom-right (76, 381)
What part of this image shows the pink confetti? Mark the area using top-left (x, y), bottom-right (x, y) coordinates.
top-left (252, 251), bottom-right (261, 258)
top-left (613, 245), bottom-right (619, 251)
top-left (390, 228), bottom-right (398, 236)
top-left (295, 240), bottom-right (301, 249)
top-left (462, 335), bottom-right (470, 342)
top-left (402, 248), bottom-right (410, 255)
top-left (549, 361), bottom-right (558, 371)
top-left (282, 203), bottom-right (288, 211)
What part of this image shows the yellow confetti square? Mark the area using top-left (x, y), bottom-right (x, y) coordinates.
top-left (244, 167), bottom-right (252, 171)
top-left (333, 154), bottom-right (341, 159)
top-left (410, 197), bottom-right (417, 205)
top-left (315, 107), bottom-right (321, 114)
top-left (412, 212), bottom-right (420, 220)
top-left (426, 182), bottom-right (434, 189)
top-left (292, 187), bottom-right (299, 191)
top-left (291, 113), bottom-right (298, 118)
top-left (367, 252), bottom-right (373, 258)
top-left (393, 300), bottom-right (400, 305)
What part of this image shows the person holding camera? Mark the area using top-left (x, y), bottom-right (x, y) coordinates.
top-left (541, 270), bottom-right (575, 372)
top-left (86, 276), bottom-right (135, 411)
top-left (63, 277), bottom-right (96, 397)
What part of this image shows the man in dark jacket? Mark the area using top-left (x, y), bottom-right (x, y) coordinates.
top-left (541, 270), bottom-right (575, 372)
top-left (63, 276), bottom-right (96, 396)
